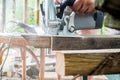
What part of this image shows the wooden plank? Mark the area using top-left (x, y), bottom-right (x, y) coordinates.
top-left (22, 35), bottom-right (51, 48)
top-left (39, 48), bottom-right (45, 80)
top-left (22, 34), bottom-right (120, 49)
top-left (55, 50), bottom-right (120, 76)
top-left (0, 36), bottom-right (29, 47)
top-left (52, 36), bottom-right (120, 50)
top-left (20, 48), bottom-right (27, 80)
top-left (36, 0), bottom-right (40, 26)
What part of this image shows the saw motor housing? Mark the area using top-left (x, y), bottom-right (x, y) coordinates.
top-left (40, 0), bottom-right (104, 35)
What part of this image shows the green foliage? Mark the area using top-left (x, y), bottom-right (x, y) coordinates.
top-left (16, 27), bottom-right (24, 33)
top-left (100, 25), bottom-right (106, 35)
top-left (27, 7), bottom-right (35, 25)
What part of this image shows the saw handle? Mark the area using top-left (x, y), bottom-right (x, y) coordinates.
top-left (57, 0), bottom-right (75, 19)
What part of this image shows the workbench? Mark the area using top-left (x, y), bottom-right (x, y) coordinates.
top-left (0, 34), bottom-right (120, 80)
top-left (22, 34), bottom-right (120, 80)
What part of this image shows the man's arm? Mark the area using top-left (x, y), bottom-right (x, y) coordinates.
top-left (55, 0), bottom-right (120, 18)
top-left (95, 0), bottom-right (120, 18)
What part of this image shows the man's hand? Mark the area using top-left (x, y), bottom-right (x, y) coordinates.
top-left (54, 0), bottom-right (96, 14)
top-left (54, 0), bottom-right (61, 4)
top-left (72, 0), bottom-right (96, 14)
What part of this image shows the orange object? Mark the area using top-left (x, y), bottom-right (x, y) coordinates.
top-left (0, 55), bottom-right (2, 64)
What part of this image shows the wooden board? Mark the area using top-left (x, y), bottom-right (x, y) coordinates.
top-left (22, 34), bottom-right (51, 48)
top-left (0, 34), bottom-right (29, 47)
top-left (55, 50), bottom-right (120, 76)
top-left (22, 34), bottom-right (120, 50)
top-left (52, 36), bottom-right (120, 50)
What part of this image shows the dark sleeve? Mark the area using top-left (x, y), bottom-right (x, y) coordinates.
top-left (95, 0), bottom-right (120, 19)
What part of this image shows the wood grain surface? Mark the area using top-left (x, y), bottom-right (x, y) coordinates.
top-left (56, 51), bottom-right (120, 76)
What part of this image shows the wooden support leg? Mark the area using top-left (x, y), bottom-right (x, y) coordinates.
top-left (20, 48), bottom-right (26, 80)
top-left (39, 48), bottom-right (45, 80)
top-left (0, 43), bottom-right (5, 64)
top-left (57, 74), bottom-right (62, 80)
top-left (24, 47), bottom-right (40, 68)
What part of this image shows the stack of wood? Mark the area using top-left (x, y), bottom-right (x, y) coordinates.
top-left (56, 50), bottom-right (120, 76)
top-left (52, 35), bottom-right (120, 76)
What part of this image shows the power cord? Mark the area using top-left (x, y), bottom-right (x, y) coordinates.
top-left (0, 35), bottom-right (13, 80)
